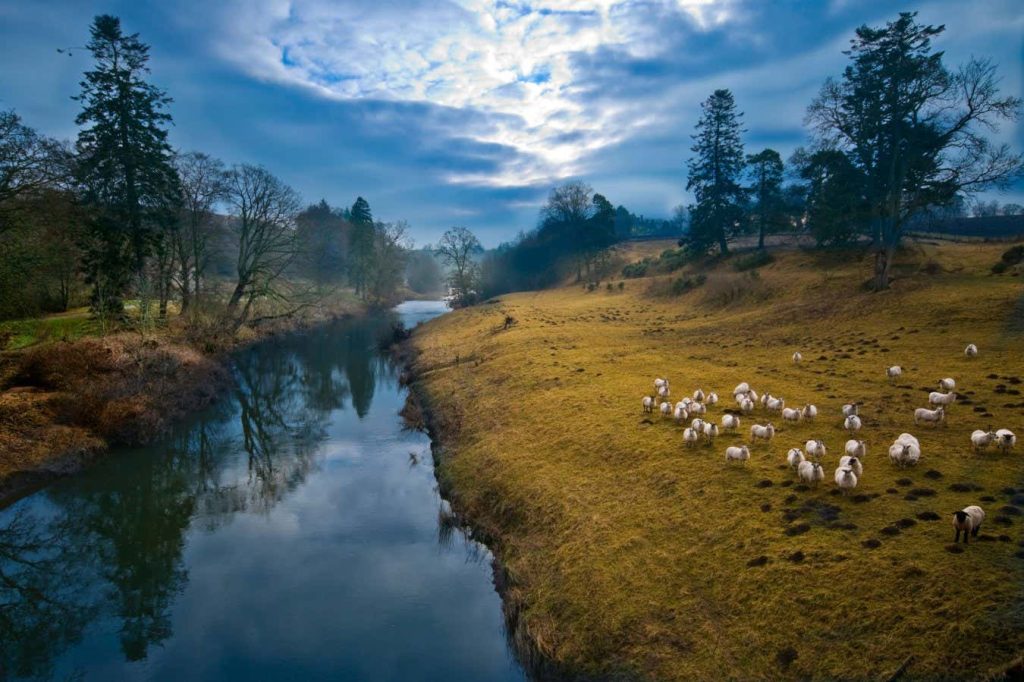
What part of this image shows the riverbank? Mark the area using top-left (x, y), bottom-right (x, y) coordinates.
top-left (0, 296), bottom-right (366, 508)
top-left (406, 241), bottom-right (1024, 680)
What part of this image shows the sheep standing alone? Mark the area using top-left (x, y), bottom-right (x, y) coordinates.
top-left (750, 423), bottom-right (776, 442)
top-left (642, 396), bottom-right (655, 413)
top-left (964, 344), bottom-right (978, 358)
top-left (834, 466), bottom-right (858, 494)
top-left (660, 402), bottom-right (672, 417)
top-left (787, 448), bottom-right (805, 469)
top-left (914, 405), bottom-right (945, 426)
top-left (706, 392), bottom-right (719, 405)
top-left (842, 403), bottom-right (859, 418)
top-left (996, 429), bottom-right (1017, 452)
top-left (721, 414), bottom-right (740, 431)
top-left (793, 351), bottom-right (803, 364)
top-left (844, 415), bottom-right (863, 432)
top-left (725, 445), bottom-right (751, 463)
top-left (782, 407), bottom-right (802, 422)
top-left (802, 404), bottom-right (818, 420)
top-left (805, 439), bottom-right (827, 459)
top-left (838, 455), bottom-right (863, 477)
top-left (844, 439), bottom-right (866, 458)
top-left (939, 377), bottom-right (956, 391)
top-left (798, 460), bottom-right (824, 485)
top-left (693, 388), bottom-right (705, 402)
top-left (887, 366), bottom-right (903, 381)
top-left (929, 391), bottom-right (957, 406)
top-left (952, 505), bottom-right (985, 543)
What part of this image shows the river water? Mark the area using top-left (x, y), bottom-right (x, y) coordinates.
top-left (0, 301), bottom-right (525, 681)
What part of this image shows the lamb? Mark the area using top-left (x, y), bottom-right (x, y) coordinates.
top-left (706, 392), bottom-right (719, 405)
top-left (766, 396), bottom-right (785, 413)
top-left (914, 405), bottom-right (945, 426)
top-left (793, 351), bottom-right (803, 364)
top-left (660, 401), bottom-right (672, 417)
top-left (952, 505), bottom-right (985, 543)
top-left (842, 403), bottom-right (859, 418)
top-left (740, 398), bottom-right (755, 414)
top-left (693, 388), bottom-right (705, 402)
top-left (673, 406), bottom-right (689, 423)
top-left (801, 404), bottom-right (818, 420)
top-left (886, 365), bottom-right (903, 381)
top-left (786, 448), bottom-right (805, 469)
top-left (683, 428), bottom-right (699, 447)
top-left (838, 455), bottom-right (863, 477)
top-left (844, 439), bottom-right (866, 458)
top-left (733, 382), bottom-right (750, 397)
top-left (642, 396), bottom-right (655, 413)
top-left (750, 423), bottom-right (775, 442)
top-left (929, 391), bottom-right (957, 406)
top-left (805, 439), bottom-right (827, 459)
top-left (964, 344), bottom-right (978, 358)
top-left (782, 407), bottom-right (802, 422)
top-left (939, 377), bottom-right (956, 391)
top-left (798, 460), bottom-right (824, 485)
top-left (725, 445), bottom-right (751, 462)
top-left (844, 414), bottom-right (863, 432)
top-left (703, 422), bottom-right (719, 441)
top-left (970, 429), bottom-right (997, 452)
top-left (721, 413), bottom-right (741, 431)
top-left (834, 466), bottom-right (858, 494)
top-left (996, 429), bottom-right (1016, 452)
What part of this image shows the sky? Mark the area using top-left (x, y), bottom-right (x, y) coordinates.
top-left (0, 0), bottom-right (1021, 247)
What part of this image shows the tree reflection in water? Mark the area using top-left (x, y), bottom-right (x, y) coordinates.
top-left (0, 312), bottom-right (402, 676)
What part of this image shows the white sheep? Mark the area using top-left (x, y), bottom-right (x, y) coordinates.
top-left (740, 398), bottom-right (755, 414)
top-left (782, 407), bottom-right (802, 422)
top-left (766, 396), bottom-right (785, 413)
top-left (793, 351), bottom-right (803, 364)
top-left (996, 429), bottom-right (1016, 452)
top-left (642, 396), bottom-right (655, 413)
top-left (798, 460), bottom-right (824, 485)
top-left (683, 428), bottom-right (699, 447)
top-left (660, 401), bottom-right (672, 417)
top-left (654, 378), bottom-right (668, 391)
top-left (721, 413), bottom-right (741, 431)
top-left (970, 429), bottom-right (997, 452)
top-left (888, 442), bottom-right (921, 467)
top-left (759, 392), bottom-right (770, 407)
top-left (750, 423), bottom-right (775, 442)
top-left (834, 466), bottom-right (858, 494)
top-left (733, 382), bottom-right (750, 397)
top-left (842, 403), bottom-right (859, 418)
top-left (952, 505), bottom-right (985, 543)
top-left (838, 455), bottom-right (864, 478)
top-left (939, 377), bottom-right (956, 391)
top-left (725, 445), bottom-right (751, 463)
top-left (929, 391), bottom-right (957, 406)
top-left (844, 415), bottom-right (863, 432)
top-left (805, 439), bottom-right (827, 459)
top-left (691, 417), bottom-right (706, 434)
top-left (801, 404), bottom-right (818, 420)
top-left (914, 405), bottom-right (945, 426)
top-left (658, 384), bottom-right (670, 400)
top-left (844, 439), bottom-right (866, 458)
top-left (673, 406), bottom-right (689, 423)
top-left (693, 388), bottom-right (705, 402)
top-left (786, 448), bottom-right (805, 469)
top-left (747, 389), bottom-right (759, 404)
top-left (690, 401), bottom-right (707, 416)
top-left (964, 344), bottom-right (978, 358)
top-left (895, 432), bottom-right (920, 449)
top-left (706, 392), bottom-right (719, 405)
top-left (703, 422), bottom-right (719, 441)
top-left (886, 365), bottom-right (903, 381)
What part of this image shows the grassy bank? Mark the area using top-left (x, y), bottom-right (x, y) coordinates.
top-left (408, 241), bottom-right (1024, 680)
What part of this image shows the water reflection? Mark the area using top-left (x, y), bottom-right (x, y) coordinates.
top-left (0, 301), bottom-right (520, 681)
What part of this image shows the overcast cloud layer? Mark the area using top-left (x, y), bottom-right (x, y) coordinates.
top-left (1, 0), bottom-right (1021, 245)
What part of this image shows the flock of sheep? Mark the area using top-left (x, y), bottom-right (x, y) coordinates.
top-left (642, 343), bottom-right (1016, 544)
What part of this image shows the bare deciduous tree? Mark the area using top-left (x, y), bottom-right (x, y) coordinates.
top-left (435, 226), bottom-right (481, 306)
top-left (173, 152), bottom-right (226, 314)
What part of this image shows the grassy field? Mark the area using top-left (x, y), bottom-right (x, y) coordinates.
top-left (409, 240), bottom-right (1024, 680)
top-left (0, 308), bottom-right (98, 351)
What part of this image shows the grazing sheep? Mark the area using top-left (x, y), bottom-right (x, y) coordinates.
top-left (706, 392), bottom-right (719, 405)
top-left (703, 422), bottom-right (719, 441)
top-left (802, 404), bottom-right (818, 420)
top-left (842, 403), bottom-right (859, 418)
top-left (952, 505), bottom-right (985, 543)
top-left (787, 448), bottom-right (805, 469)
top-left (964, 344), bottom-right (978, 358)
top-left (750, 423), bottom-right (776, 442)
top-left (834, 466), bottom-right (858, 494)
top-left (721, 413), bottom-right (741, 431)
top-left (970, 429), bottom-right (997, 451)
top-left (888, 442), bottom-right (921, 467)
top-left (693, 388), bottom-right (705, 402)
top-left (766, 396), bottom-right (785, 413)
top-left (691, 418), bottom-right (706, 434)
top-left (725, 445), bottom-right (751, 463)
top-left (782, 407), bottom-right (802, 422)
top-left (914, 405), bottom-right (945, 426)
top-left (887, 365), bottom-right (903, 381)
top-left (805, 439), bottom-right (827, 459)
top-left (740, 398), bottom-right (755, 414)
top-left (654, 378), bottom-right (668, 390)
top-left (660, 401), bottom-right (672, 417)
top-left (793, 351), bottom-right (803, 364)
top-left (658, 384), bottom-right (670, 400)
top-left (642, 396), bottom-right (655, 413)
top-left (844, 439), bottom-right (866, 458)
top-left (844, 415), bottom-right (863, 432)
top-left (690, 401), bottom-right (707, 416)
top-left (996, 429), bottom-right (1016, 452)
top-left (798, 460), bottom-right (825, 485)
top-left (733, 382), bottom-right (750, 396)
top-left (939, 377), bottom-right (956, 391)
top-left (673, 406), bottom-right (689, 423)
top-left (839, 455), bottom-right (864, 477)
top-left (929, 391), bottom-right (957, 406)
top-left (683, 428), bottom-right (699, 447)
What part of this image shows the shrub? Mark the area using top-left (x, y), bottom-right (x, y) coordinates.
top-left (622, 258), bottom-right (653, 278)
top-left (733, 250), bottom-right (774, 272)
top-left (993, 244), bottom-right (1024, 274)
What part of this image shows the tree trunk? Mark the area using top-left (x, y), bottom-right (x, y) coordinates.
top-left (719, 234), bottom-right (729, 255)
top-left (226, 280), bottom-right (246, 314)
top-left (873, 246), bottom-right (893, 291)
top-left (758, 217), bottom-right (765, 250)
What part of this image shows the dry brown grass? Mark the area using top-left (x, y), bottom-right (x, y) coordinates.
top-left (410, 240), bottom-right (1024, 680)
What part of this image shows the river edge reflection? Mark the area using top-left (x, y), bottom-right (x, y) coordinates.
top-left (0, 300), bottom-right (525, 682)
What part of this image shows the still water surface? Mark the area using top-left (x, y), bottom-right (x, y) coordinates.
top-left (0, 300), bottom-right (525, 681)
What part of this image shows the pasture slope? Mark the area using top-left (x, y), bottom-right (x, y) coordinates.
top-left (408, 241), bottom-right (1024, 680)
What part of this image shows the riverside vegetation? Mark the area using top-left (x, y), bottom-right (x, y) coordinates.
top-left (406, 240), bottom-right (1024, 680)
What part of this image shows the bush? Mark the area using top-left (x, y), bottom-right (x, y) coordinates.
top-left (993, 244), bottom-right (1024, 274)
top-left (659, 247), bottom-right (694, 272)
top-left (622, 258), bottom-right (653, 278)
top-left (733, 250), bottom-right (774, 272)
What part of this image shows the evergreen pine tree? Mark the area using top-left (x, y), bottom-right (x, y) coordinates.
top-left (745, 148), bottom-right (784, 249)
top-left (348, 196), bottom-right (375, 297)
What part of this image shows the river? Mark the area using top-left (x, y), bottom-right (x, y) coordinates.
top-left (0, 300), bottom-right (525, 681)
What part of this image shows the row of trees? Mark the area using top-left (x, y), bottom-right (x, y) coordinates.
top-left (0, 15), bottom-right (411, 326)
top-left (685, 12), bottom-right (1022, 288)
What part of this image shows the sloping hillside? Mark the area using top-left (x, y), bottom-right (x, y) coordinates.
top-left (409, 241), bottom-right (1024, 680)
